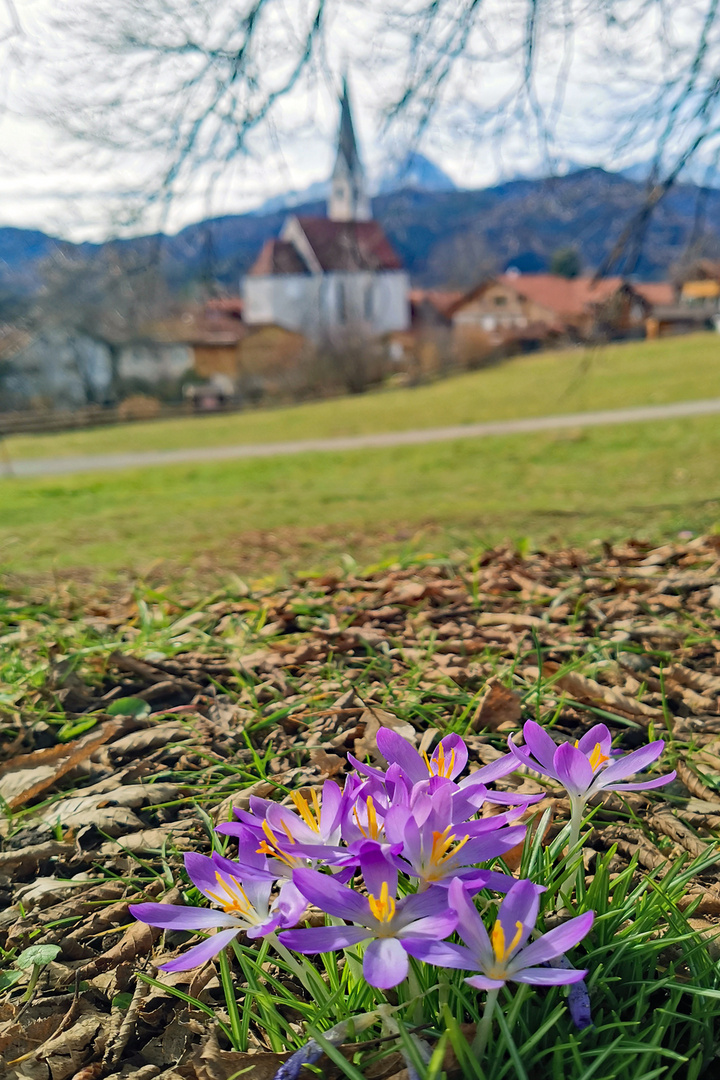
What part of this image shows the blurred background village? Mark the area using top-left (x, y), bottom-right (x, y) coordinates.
top-left (2, 75), bottom-right (720, 432)
top-left (1, 0), bottom-right (719, 579)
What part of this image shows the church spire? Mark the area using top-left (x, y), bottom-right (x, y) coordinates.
top-left (328, 78), bottom-right (372, 222)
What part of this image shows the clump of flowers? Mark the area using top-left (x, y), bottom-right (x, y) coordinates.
top-left (130, 717), bottom-right (674, 1067)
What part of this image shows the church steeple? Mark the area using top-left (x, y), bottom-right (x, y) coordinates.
top-left (328, 79), bottom-right (372, 222)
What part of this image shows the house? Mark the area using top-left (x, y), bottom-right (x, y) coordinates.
top-left (116, 302), bottom-right (247, 397)
top-left (447, 274), bottom-right (664, 365)
top-left (396, 289), bottom-right (465, 378)
top-left (677, 260), bottom-right (720, 310)
top-left (242, 81), bottom-right (410, 345)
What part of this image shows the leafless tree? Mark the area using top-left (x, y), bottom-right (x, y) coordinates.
top-left (10, 0), bottom-right (720, 271)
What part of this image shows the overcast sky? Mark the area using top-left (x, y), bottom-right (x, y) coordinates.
top-left (0, 0), bottom-right (715, 241)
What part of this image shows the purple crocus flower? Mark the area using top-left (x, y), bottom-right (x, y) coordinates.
top-left (383, 786), bottom-right (526, 891)
top-left (404, 877), bottom-right (593, 990)
top-left (278, 846), bottom-right (457, 988)
top-left (352, 728), bottom-right (518, 792)
top-left (508, 721), bottom-right (675, 849)
top-left (129, 851), bottom-right (306, 972)
top-left (508, 721), bottom-right (676, 799)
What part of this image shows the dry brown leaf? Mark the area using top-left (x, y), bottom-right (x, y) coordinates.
top-left (539, 663), bottom-right (664, 723)
top-left (0, 723), bottom-right (122, 809)
top-left (472, 678), bottom-right (523, 732)
top-left (354, 708), bottom-right (416, 764)
top-left (32, 782), bottom-right (181, 835)
top-left (188, 1030), bottom-right (292, 1080)
top-left (71, 893), bottom-right (177, 982)
top-left (309, 748), bottom-right (346, 777)
top-left (0, 841), bottom-right (76, 875)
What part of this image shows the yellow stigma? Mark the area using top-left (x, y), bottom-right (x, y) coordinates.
top-left (367, 880), bottom-right (396, 924)
top-left (291, 788), bottom-right (322, 832)
top-left (206, 871), bottom-right (254, 917)
top-left (353, 795), bottom-right (381, 840)
top-left (256, 819), bottom-right (301, 868)
top-left (424, 827), bottom-right (471, 880)
top-left (422, 743), bottom-right (456, 778)
top-left (490, 918), bottom-right (524, 965)
top-left (576, 739), bottom-right (611, 772)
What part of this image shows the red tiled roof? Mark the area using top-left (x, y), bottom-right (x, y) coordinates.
top-left (143, 308), bottom-right (247, 346)
top-left (632, 282), bottom-right (676, 306)
top-left (205, 297), bottom-right (244, 318)
top-left (409, 289), bottom-right (465, 317)
top-left (295, 217), bottom-right (403, 272)
top-left (498, 274), bottom-right (626, 316)
top-left (248, 239), bottom-right (309, 276)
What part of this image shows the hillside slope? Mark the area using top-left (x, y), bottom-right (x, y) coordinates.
top-left (2, 168), bottom-right (719, 294)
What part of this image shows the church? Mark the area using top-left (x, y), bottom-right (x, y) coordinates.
top-left (241, 83), bottom-right (410, 344)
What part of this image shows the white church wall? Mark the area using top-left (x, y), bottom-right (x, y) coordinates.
top-left (243, 271), bottom-right (410, 341)
top-left (369, 272), bottom-right (411, 334)
top-left (243, 275), bottom-right (323, 336)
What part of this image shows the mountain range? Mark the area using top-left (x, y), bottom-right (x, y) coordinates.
top-left (2, 165), bottom-right (719, 300)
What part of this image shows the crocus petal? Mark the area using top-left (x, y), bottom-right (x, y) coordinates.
top-left (237, 874), bottom-right (273, 915)
top-left (266, 805), bottom-right (321, 845)
top-left (401, 911), bottom-right (458, 940)
top-left (159, 927), bottom-right (240, 972)
top-left (273, 882), bottom-right (308, 927)
top-left (513, 967), bottom-right (589, 985)
top-left (460, 753), bottom-right (522, 790)
top-left (450, 869), bottom-right (498, 893)
top-left (507, 737), bottom-right (559, 782)
top-left (431, 734), bottom-right (468, 779)
top-left (590, 741), bottom-right (665, 788)
top-left (363, 937), bottom-right (409, 989)
top-left (402, 939), bottom-right (475, 969)
top-left (346, 753), bottom-right (388, 783)
top-left (291, 868), bottom-right (369, 922)
top-left (376, 728), bottom-right (426, 783)
top-left (496, 879), bottom-right (542, 956)
top-left (459, 826), bottom-right (527, 866)
top-left (359, 844), bottom-right (398, 900)
top-left (184, 852), bottom-right (227, 902)
top-left (465, 973), bottom-right (506, 990)
top-left (395, 887), bottom-right (455, 923)
top-left (319, 780), bottom-right (343, 833)
top-left (606, 771), bottom-right (676, 791)
top-left (278, 925), bottom-right (370, 953)
top-left (522, 721), bottom-right (560, 769)
top-left (448, 879), bottom-right (493, 967)
top-left (510, 911), bottom-right (594, 970)
top-left (210, 851), bottom-right (274, 894)
top-left (129, 902), bottom-right (239, 931)
top-left (212, 828), bottom-right (271, 875)
top-left (576, 724), bottom-right (612, 757)
top-left (553, 743), bottom-right (593, 797)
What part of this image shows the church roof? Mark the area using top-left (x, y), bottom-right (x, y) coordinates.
top-left (248, 239), bottom-right (310, 276)
top-left (295, 217), bottom-right (403, 272)
top-left (336, 79), bottom-right (362, 175)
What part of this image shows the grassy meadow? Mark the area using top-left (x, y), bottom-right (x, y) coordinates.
top-left (1, 414), bottom-right (718, 581)
top-left (4, 332), bottom-right (720, 463)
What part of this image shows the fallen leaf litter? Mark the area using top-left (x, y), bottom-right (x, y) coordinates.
top-left (1, 534), bottom-right (720, 1078)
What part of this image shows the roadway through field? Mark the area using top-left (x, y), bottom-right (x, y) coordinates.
top-left (3, 397), bottom-right (720, 479)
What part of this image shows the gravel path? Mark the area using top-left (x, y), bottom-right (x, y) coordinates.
top-left (4, 396), bottom-right (720, 478)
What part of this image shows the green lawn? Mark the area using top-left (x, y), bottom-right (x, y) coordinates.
top-left (2, 413), bottom-right (718, 580)
top-left (4, 333), bottom-right (720, 462)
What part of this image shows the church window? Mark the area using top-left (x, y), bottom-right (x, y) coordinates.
top-left (364, 284), bottom-right (373, 320)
